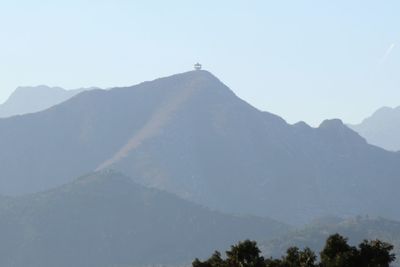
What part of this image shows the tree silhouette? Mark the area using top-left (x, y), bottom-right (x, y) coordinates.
top-left (226, 240), bottom-right (265, 267)
top-left (320, 233), bottom-right (359, 267)
top-left (358, 239), bottom-right (396, 267)
top-left (192, 234), bottom-right (396, 267)
top-left (193, 251), bottom-right (225, 267)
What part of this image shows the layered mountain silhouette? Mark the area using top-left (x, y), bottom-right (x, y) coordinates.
top-left (0, 171), bottom-right (286, 267)
top-left (0, 70), bottom-right (399, 224)
top-left (0, 85), bottom-right (95, 118)
top-left (349, 106), bottom-right (400, 151)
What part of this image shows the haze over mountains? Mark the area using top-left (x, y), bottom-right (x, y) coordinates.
top-left (0, 85), bottom-right (96, 118)
top-left (4, 170), bottom-right (398, 267)
top-left (349, 106), bottom-right (400, 152)
top-left (0, 171), bottom-right (286, 267)
top-left (0, 70), bottom-right (399, 225)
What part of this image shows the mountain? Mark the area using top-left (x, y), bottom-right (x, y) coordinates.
top-left (0, 85), bottom-right (96, 118)
top-left (261, 216), bottom-right (400, 266)
top-left (0, 70), bottom-right (399, 224)
top-left (0, 171), bottom-right (287, 267)
top-left (348, 106), bottom-right (400, 151)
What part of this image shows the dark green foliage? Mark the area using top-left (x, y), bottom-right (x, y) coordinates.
top-left (320, 234), bottom-right (396, 267)
top-left (358, 240), bottom-right (396, 267)
top-left (264, 247), bottom-right (317, 267)
top-left (225, 240), bottom-right (265, 267)
top-left (284, 247), bottom-right (317, 267)
top-left (261, 216), bottom-right (400, 265)
top-left (193, 234), bottom-right (396, 267)
top-left (319, 234), bottom-right (359, 267)
top-left (193, 241), bottom-right (267, 267)
top-left (193, 251), bottom-right (225, 267)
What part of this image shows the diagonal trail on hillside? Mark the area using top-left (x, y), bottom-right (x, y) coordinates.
top-left (96, 78), bottom-right (201, 171)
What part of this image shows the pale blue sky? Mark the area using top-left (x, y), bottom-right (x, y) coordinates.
top-left (0, 0), bottom-right (399, 126)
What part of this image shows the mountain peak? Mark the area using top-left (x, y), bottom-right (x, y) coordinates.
top-left (318, 119), bottom-right (368, 146)
top-left (14, 85), bottom-right (65, 92)
top-left (319, 118), bottom-right (345, 129)
top-left (372, 106), bottom-right (394, 116)
top-left (0, 71), bottom-right (400, 225)
top-left (144, 70), bottom-right (225, 89)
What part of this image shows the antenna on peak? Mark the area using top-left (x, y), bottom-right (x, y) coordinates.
top-left (194, 62), bottom-right (202, 70)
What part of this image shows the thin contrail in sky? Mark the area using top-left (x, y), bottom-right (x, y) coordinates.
top-left (378, 43), bottom-right (396, 67)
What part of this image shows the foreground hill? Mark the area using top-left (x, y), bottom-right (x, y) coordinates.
top-left (0, 71), bottom-right (399, 223)
top-left (261, 216), bottom-right (400, 265)
top-left (0, 85), bottom-right (95, 118)
top-left (0, 171), bottom-right (286, 267)
top-left (349, 106), bottom-right (400, 151)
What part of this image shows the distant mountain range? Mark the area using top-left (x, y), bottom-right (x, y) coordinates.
top-left (0, 85), bottom-right (96, 118)
top-left (261, 216), bottom-right (400, 266)
top-left (0, 71), bottom-right (399, 224)
top-left (0, 171), bottom-right (287, 267)
top-left (348, 106), bottom-right (400, 152)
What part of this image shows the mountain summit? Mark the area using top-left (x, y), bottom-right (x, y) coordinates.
top-left (0, 71), bottom-right (399, 224)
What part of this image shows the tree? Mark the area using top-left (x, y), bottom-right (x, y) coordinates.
top-left (226, 240), bottom-right (265, 267)
top-left (192, 240), bottom-right (265, 267)
top-left (298, 247), bottom-right (317, 267)
top-left (264, 258), bottom-right (284, 267)
top-left (280, 247), bottom-right (317, 267)
top-left (193, 251), bottom-right (225, 267)
top-left (320, 234), bottom-right (359, 267)
top-left (283, 247), bottom-right (302, 267)
top-left (192, 234), bottom-right (395, 267)
top-left (358, 239), bottom-right (396, 267)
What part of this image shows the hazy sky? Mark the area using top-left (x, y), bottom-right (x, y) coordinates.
top-left (0, 0), bottom-right (399, 126)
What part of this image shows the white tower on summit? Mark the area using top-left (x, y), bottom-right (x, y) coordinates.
top-left (194, 62), bottom-right (202, 70)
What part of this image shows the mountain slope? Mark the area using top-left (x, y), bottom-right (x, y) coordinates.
top-left (261, 216), bottom-right (400, 265)
top-left (0, 85), bottom-right (95, 118)
top-left (0, 171), bottom-right (287, 267)
top-left (348, 106), bottom-right (400, 151)
top-left (0, 71), bottom-right (399, 224)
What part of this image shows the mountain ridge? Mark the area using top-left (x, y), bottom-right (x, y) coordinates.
top-left (0, 70), bottom-right (399, 224)
top-left (349, 106), bottom-right (400, 151)
top-left (0, 85), bottom-right (97, 118)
